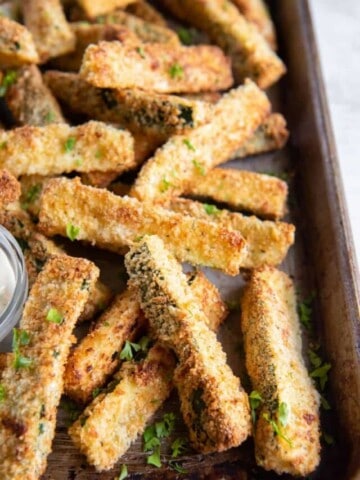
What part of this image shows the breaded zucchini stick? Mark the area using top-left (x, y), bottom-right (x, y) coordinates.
top-left (130, 80), bottom-right (270, 201)
top-left (0, 16), bottom-right (39, 67)
top-left (22, 0), bottom-right (75, 63)
top-left (80, 41), bottom-right (233, 93)
top-left (95, 10), bottom-right (180, 45)
top-left (44, 71), bottom-right (212, 136)
top-left (125, 1), bottom-right (167, 27)
top-left (0, 255), bottom-right (99, 480)
top-left (69, 344), bottom-right (175, 471)
top-left (52, 22), bottom-right (139, 72)
top-left (0, 206), bottom-right (113, 321)
top-left (184, 167), bottom-right (288, 219)
top-left (64, 270), bottom-right (227, 404)
top-left (125, 235), bottom-right (251, 452)
top-left (241, 267), bottom-right (320, 475)
top-left (158, 0), bottom-right (285, 88)
top-left (5, 65), bottom-right (64, 126)
top-left (0, 169), bottom-right (20, 208)
top-left (0, 121), bottom-right (135, 177)
top-left (166, 198), bottom-right (295, 269)
top-left (231, 0), bottom-right (277, 49)
top-left (38, 177), bottom-right (246, 275)
top-left (77, 0), bottom-right (136, 17)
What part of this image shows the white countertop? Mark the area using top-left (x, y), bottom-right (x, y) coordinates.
top-left (309, 0), bottom-right (360, 266)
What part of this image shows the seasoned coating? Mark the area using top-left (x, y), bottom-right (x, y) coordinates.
top-left (125, 1), bottom-right (167, 27)
top-left (231, 0), bottom-right (277, 49)
top-left (0, 352), bottom-right (10, 372)
top-left (158, 0), bottom-right (285, 88)
top-left (0, 16), bottom-right (39, 67)
top-left (5, 65), bottom-right (64, 126)
top-left (241, 267), bottom-right (321, 475)
top-left (0, 121), bottom-right (135, 177)
top-left (52, 22), bottom-right (139, 72)
top-left (125, 235), bottom-right (251, 452)
top-left (95, 10), bottom-right (180, 45)
top-left (0, 206), bottom-right (113, 321)
top-left (64, 271), bottom-right (227, 404)
top-left (0, 169), bottom-right (20, 208)
top-left (80, 41), bottom-right (233, 93)
top-left (19, 174), bottom-right (53, 218)
top-left (38, 177), bottom-right (246, 275)
top-left (0, 255), bottom-right (99, 480)
top-left (184, 167), bottom-right (288, 219)
top-left (130, 80), bottom-right (270, 201)
top-left (166, 198), bottom-right (295, 269)
top-left (77, 0), bottom-right (136, 17)
top-left (68, 344), bottom-right (175, 471)
top-left (231, 112), bottom-right (289, 159)
top-left (45, 71), bottom-right (212, 136)
top-left (80, 171), bottom-right (119, 188)
top-left (22, 0), bottom-right (75, 63)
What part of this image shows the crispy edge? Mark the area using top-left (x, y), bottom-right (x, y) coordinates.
top-left (0, 255), bottom-right (99, 480)
top-left (125, 235), bottom-right (251, 452)
top-left (0, 169), bottom-right (20, 208)
top-left (38, 177), bottom-right (247, 275)
top-left (0, 15), bottom-right (39, 67)
top-left (241, 267), bottom-right (321, 475)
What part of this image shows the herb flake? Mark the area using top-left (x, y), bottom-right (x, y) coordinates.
top-left (66, 223), bottom-right (80, 241)
top-left (169, 63), bottom-right (183, 79)
top-left (118, 464), bottom-right (128, 480)
top-left (46, 308), bottom-right (64, 324)
top-left (204, 203), bottom-right (220, 215)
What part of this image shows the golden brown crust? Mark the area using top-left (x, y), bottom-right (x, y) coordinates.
top-left (165, 197), bottom-right (295, 269)
top-left (0, 255), bottom-right (99, 480)
top-left (0, 16), bottom-right (39, 67)
top-left (184, 167), bottom-right (288, 219)
top-left (68, 344), bottom-right (175, 471)
top-left (0, 121), bottom-right (135, 177)
top-left (5, 65), bottom-right (64, 126)
top-left (78, 0), bottom-right (136, 17)
top-left (22, 0), bottom-right (75, 63)
top-left (80, 41), bottom-right (233, 93)
top-left (158, 0), bottom-right (285, 87)
top-left (125, 1), bottom-right (167, 27)
top-left (0, 169), bottom-right (20, 208)
top-left (130, 81), bottom-right (270, 201)
top-left (125, 235), bottom-right (251, 453)
top-left (241, 267), bottom-right (321, 475)
top-left (38, 177), bottom-right (247, 275)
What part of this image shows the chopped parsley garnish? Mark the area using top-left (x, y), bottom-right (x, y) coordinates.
top-left (118, 464), bottom-right (128, 480)
top-left (169, 63), bottom-right (184, 79)
top-left (169, 461), bottom-right (188, 473)
top-left (147, 446), bottom-right (161, 467)
top-left (249, 390), bottom-right (263, 424)
top-left (0, 70), bottom-right (17, 97)
top-left (46, 308), bottom-right (64, 324)
top-left (136, 46), bottom-right (146, 59)
top-left (310, 362), bottom-right (331, 391)
top-left (143, 413), bottom-right (176, 468)
top-left (183, 138), bottom-right (195, 151)
top-left (159, 177), bottom-right (171, 192)
top-left (21, 183), bottom-right (41, 210)
top-left (278, 401), bottom-right (289, 427)
top-left (177, 27), bottom-right (194, 45)
top-left (171, 437), bottom-right (187, 458)
top-left (66, 223), bottom-right (80, 241)
top-left (204, 203), bottom-right (220, 215)
top-left (44, 110), bottom-right (55, 123)
top-left (263, 412), bottom-right (292, 447)
top-left (64, 136), bottom-right (76, 153)
top-left (192, 159), bottom-right (205, 176)
top-left (119, 336), bottom-right (150, 361)
top-left (320, 395), bottom-right (331, 410)
top-left (12, 328), bottom-right (32, 369)
top-left (0, 384), bottom-right (5, 401)
top-left (297, 291), bottom-right (316, 330)
top-left (75, 158), bottom-right (83, 167)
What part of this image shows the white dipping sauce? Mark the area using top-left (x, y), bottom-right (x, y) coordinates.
top-left (0, 248), bottom-right (15, 315)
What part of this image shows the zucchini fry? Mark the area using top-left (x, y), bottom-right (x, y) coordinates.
top-left (38, 177), bottom-right (246, 275)
top-left (77, 0), bottom-right (136, 18)
top-left (125, 235), bottom-right (251, 452)
top-left (125, 1), bottom-right (167, 27)
top-left (241, 267), bottom-right (320, 475)
top-left (184, 167), bottom-right (288, 219)
top-left (64, 270), bottom-right (227, 404)
top-left (0, 255), bottom-right (99, 480)
top-left (231, 0), bottom-right (277, 49)
top-left (166, 198), bottom-right (295, 269)
top-left (95, 10), bottom-right (180, 45)
top-left (0, 16), bottom-right (39, 67)
top-left (0, 121), bottom-right (135, 177)
top-left (130, 80), bottom-right (270, 201)
top-left (44, 71), bottom-right (212, 136)
top-left (68, 344), bottom-right (175, 471)
top-left (52, 22), bottom-right (139, 72)
top-left (0, 169), bottom-right (20, 208)
top-left (22, 0), bottom-right (75, 63)
top-left (158, 0), bottom-right (285, 88)
top-left (80, 41), bottom-right (233, 93)
top-left (5, 65), bottom-right (64, 126)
